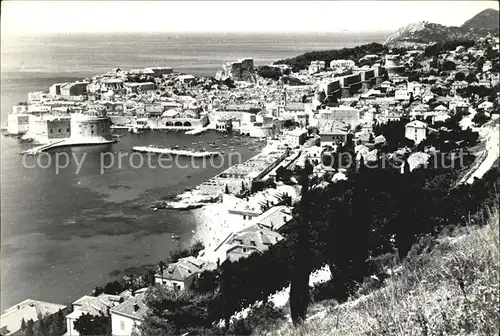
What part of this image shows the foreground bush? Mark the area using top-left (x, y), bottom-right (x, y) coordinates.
top-left (264, 202), bottom-right (499, 336)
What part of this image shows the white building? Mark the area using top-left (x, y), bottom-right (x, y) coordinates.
top-left (154, 256), bottom-right (216, 291)
top-left (330, 59), bottom-right (355, 70)
top-left (407, 82), bottom-right (423, 97)
top-left (65, 293), bottom-right (128, 336)
top-left (253, 205), bottom-right (293, 231)
top-left (0, 300), bottom-right (67, 336)
top-left (308, 60), bottom-right (326, 74)
top-left (315, 106), bottom-right (360, 128)
top-left (395, 89), bottom-right (411, 101)
top-left (210, 223), bottom-right (285, 264)
top-left (123, 82), bottom-right (156, 94)
top-left (49, 83), bottom-right (66, 96)
top-left (319, 121), bottom-right (351, 147)
top-left (405, 120), bottom-right (428, 144)
top-left (7, 114), bottom-right (30, 135)
top-left (110, 290), bottom-right (148, 336)
top-left (283, 128), bottom-right (308, 148)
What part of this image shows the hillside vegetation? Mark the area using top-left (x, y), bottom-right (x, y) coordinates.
top-left (273, 43), bottom-right (387, 71)
top-left (462, 8), bottom-right (500, 31)
top-left (384, 8), bottom-right (499, 45)
top-left (262, 199), bottom-right (500, 336)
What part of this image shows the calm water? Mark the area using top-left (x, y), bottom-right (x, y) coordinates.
top-left (0, 32), bottom-right (386, 309)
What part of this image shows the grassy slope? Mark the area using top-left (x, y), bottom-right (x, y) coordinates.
top-left (261, 203), bottom-right (499, 336)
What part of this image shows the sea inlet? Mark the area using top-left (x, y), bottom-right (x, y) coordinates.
top-left (0, 129), bottom-right (263, 309)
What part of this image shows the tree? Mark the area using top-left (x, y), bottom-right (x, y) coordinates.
top-left (224, 184), bottom-right (230, 194)
top-left (48, 309), bottom-right (66, 336)
top-left (21, 318), bottom-right (27, 332)
top-left (472, 111), bottom-right (490, 126)
top-left (358, 155), bottom-right (366, 173)
top-left (229, 302), bottom-right (286, 335)
top-left (140, 286), bottom-right (217, 335)
top-left (274, 42), bottom-right (387, 70)
top-left (407, 72), bottom-right (421, 82)
top-left (257, 66), bottom-right (282, 80)
top-left (73, 313), bottom-right (111, 336)
top-left (465, 73), bottom-right (479, 83)
top-left (408, 92), bottom-right (415, 106)
top-left (158, 261), bottom-right (166, 285)
top-left (103, 280), bottom-right (124, 295)
top-left (454, 72), bottom-right (466, 81)
top-left (26, 319), bottom-right (35, 336)
top-left (290, 160), bottom-right (312, 326)
top-left (442, 60), bottom-right (456, 71)
top-left (403, 159), bottom-right (411, 175)
top-left (141, 269), bottom-right (156, 287)
top-left (35, 313), bottom-right (48, 336)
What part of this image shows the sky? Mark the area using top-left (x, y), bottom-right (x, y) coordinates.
top-left (1, 1), bottom-right (499, 36)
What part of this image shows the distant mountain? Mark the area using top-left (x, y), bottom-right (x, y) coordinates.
top-left (462, 8), bottom-right (499, 31)
top-left (384, 22), bottom-right (465, 45)
top-left (384, 8), bottom-right (499, 45)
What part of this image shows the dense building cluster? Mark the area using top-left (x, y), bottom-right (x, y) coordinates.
top-left (3, 32), bottom-right (499, 336)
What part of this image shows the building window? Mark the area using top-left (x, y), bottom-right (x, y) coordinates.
top-left (91, 131), bottom-right (94, 134)
top-left (58, 129), bottom-right (61, 133)
top-left (120, 321), bottom-right (125, 331)
top-left (67, 128), bottom-right (70, 132)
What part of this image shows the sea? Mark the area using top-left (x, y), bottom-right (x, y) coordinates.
top-left (0, 32), bottom-right (387, 310)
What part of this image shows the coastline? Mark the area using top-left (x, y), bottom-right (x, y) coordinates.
top-left (1, 32), bottom-right (387, 309)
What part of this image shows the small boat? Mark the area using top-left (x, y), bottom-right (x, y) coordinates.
top-left (171, 235), bottom-right (180, 240)
top-left (131, 128), bottom-right (144, 134)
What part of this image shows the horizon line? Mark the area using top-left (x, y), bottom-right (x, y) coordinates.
top-left (3, 30), bottom-right (393, 38)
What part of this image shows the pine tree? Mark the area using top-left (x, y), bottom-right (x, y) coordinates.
top-left (74, 313), bottom-right (110, 336)
top-left (290, 162), bottom-right (311, 326)
top-left (36, 314), bottom-right (47, 336)
top-left (26, 319), bottom-right (35, 336)
top-left (220, 264), bottom-right (233, 330)
top-left (48, 309), bottom-right (65, 336)
top-left (21, 318), bottom-right (27, 331)
top-left (159, 261), bottom-right (166, 284)
top-left (358, 155), bottom-right (366, 173)
top-left (403, 159), bottom-right (411, 174)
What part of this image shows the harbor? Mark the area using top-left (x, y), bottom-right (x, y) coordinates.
top-left (20, 138), bottom-right (118, 155)
top-left (132, 145), bottom-right (221, 157)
